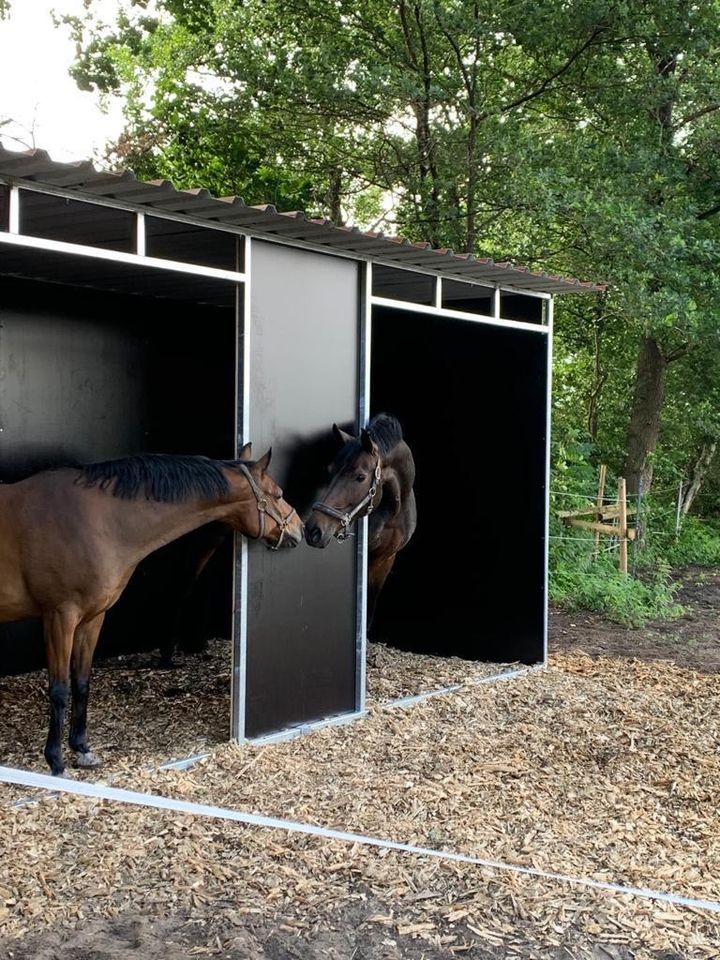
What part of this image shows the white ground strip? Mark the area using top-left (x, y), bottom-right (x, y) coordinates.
top-left (5, 663), bottom-right (718, 918)
top-left (2, 764), bottom-right (720, 917)
top-left (382, 664), bottom-right (542, 709)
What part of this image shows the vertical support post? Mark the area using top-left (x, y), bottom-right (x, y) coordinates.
top-left (8, 185), bottom-right (20, 234)
top-left (542, 297), bottom-right (554, 664)
top-left (135, 212), bottom-right (146, 257)
top-left (434, 275), bottom-right (442, 309)
top-left (492, 286), bottom-right (501, 320)
top-left (593, 464), bottom-right (607, 559)
top-left (231, 234), bottom-right (252, 742)
top-left (618, 476), bottom-right (628, 574)
top-left (355, 260), bottom-right (372, 714)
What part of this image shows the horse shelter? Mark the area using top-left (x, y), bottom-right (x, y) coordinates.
top-left (0, 145), bottom-right (602, 751)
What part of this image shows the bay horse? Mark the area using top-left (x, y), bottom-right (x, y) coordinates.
top-left (0, 446), bottom-right (302, 774)
top-left (305, 414), bottom-right (416, 624)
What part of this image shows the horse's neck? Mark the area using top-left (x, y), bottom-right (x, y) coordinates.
top-left (107, 495), bottom-right (233, 565)
top-left (383, 441), bottom-right (415, 495)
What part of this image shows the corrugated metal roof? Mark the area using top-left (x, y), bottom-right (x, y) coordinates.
top-left (0, 146), bottom-right (605, 295)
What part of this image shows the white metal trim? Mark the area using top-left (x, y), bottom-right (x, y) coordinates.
top-left (384, 665), bottom-right (542, 709)
top-left (371, 295), bottom-right (550, 334)
top-left (356, 261), bottom-right (372, 714)
top-left (1, 179), bottom-right (566, 299)
top-left (248, 709), bottom-right (365, 746)
top-left (542, 298), bottom-right (554, 665)
top-left (231, 236), bottom-right (252, 742)
top-left (8, 186), bottom-right (19, 234)
top-left (135, 212), bottom-right (146, 256)
top-left (0, 231), bottom-right (246, 284)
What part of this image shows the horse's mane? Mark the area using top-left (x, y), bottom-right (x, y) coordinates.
top-left (367, 413), bottom-right (404, 455)
top-left (77, 454), bottom-right (240, 503)
top-left (336, 413), bottom-right (404, 468)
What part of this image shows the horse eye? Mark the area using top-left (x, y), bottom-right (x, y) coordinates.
top-left (355, 474), bottom-right (367, 483)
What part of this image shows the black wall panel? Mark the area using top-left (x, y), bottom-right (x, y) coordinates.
top-left (243, 241), bottom-right (359, 738)
top-left (370, 307), bottom-right (547, 664)
top-left (0, 277), bottom-right (235, 674)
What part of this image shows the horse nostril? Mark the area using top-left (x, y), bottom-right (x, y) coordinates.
top-left (306, 525), bottom-right (322, 545)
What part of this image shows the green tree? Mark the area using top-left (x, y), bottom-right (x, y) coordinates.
top-left (67, 0), bottom-right (720, 503)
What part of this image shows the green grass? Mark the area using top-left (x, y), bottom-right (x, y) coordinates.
top-left (549, 554), bottom-right (683, 626)
top-left (549, 510), bottom-right (684, 626)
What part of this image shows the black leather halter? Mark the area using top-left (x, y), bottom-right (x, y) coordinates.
top-left (312, 460), bottom-right (382, 542)
top-left (237, 462), bottom-right (297, 550)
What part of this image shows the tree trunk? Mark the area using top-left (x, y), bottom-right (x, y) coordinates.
top-left (681, 439), bottom-right (717, 516)
top-left (623, 336), bottom-right (668, 495)
top-left (622, 49), bottom-right (679, 496)
top-left (325, 167), bottom-right (343, 224)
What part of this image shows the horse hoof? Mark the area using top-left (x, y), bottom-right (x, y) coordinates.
top-left (74, 750), bottom-right (102, 769)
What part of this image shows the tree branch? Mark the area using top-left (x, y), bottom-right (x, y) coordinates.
top-left (501, 26), bottom-right (606, 114)
top-left (675, 102), bottom-right (720, 129)
top-left (697, 203), bottom-right (720, 221)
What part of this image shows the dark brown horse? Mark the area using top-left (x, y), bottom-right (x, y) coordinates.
top-left (305, 414), bottom-right (416, 623)
top-left (0, 446), bottom-right (302, 774)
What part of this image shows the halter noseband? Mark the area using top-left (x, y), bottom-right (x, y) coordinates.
top-left (237, 462), bottom-right (297, 550)
top-left (312, 460), bottom-right (382, 542)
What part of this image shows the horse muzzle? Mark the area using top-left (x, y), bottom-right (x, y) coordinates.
top-left (266, 512), bottom-right (304, 550)
top-left (304, 515), bottom-right (336, 549)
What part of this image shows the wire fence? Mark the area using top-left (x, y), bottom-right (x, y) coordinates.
top-left (551, 468), bottom-right (720, 586)
top-left (550, 473), bottom-right (640, 574)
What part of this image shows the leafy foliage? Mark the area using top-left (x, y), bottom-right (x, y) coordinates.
top-left (65, 0), bottom-right (720, 619)
top-left (549, 546), bottom-right (681, 626)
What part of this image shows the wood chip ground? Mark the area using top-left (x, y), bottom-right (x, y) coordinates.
top-left (2, 639), bottom-right (719, 956)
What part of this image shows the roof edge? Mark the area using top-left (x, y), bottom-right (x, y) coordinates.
top-left (0, 144), bottom-right (607, 295)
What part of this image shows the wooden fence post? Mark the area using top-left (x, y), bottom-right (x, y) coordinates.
top-left (618, 477), bottom-right (628, 574)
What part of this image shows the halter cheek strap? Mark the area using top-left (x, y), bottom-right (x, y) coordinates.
top-left (237, 463), bottom-right (297, 550)
top-left (312, 461), bottom-right (382, 542)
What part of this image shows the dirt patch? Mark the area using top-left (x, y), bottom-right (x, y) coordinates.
top-left (0, 903), bottom-right (643, 960)
top-left (551, 566), bottom-right (720, 672)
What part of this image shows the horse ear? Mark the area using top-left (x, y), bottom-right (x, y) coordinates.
top-left (332, 423), bottom-right (353, 447)
top-left (256, 448), bottom-right (272, 472)
top-left (238, 442), bottom-right (253, 460)
top-left (361, 428), bottom-right (378, 456)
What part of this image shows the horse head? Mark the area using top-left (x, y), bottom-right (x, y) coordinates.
top-left (305, 424), bottom-right (382, 548)
top-left (228, 443), bottom-right (304, 549)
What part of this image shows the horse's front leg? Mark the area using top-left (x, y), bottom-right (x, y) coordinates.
top-left (367, 553), bottom-right (397, 628)
top-left (69, 611), bottom-right (106, 769)
top-left (43, 606), bottom-right (82, 776)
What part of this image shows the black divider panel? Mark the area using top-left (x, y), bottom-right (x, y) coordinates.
top-left (371, 307), bottom-right (547, 664)
top-left (0, 277), bottom-right (235, 674)
top-left (244, 241), bottom-right (358, 738)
